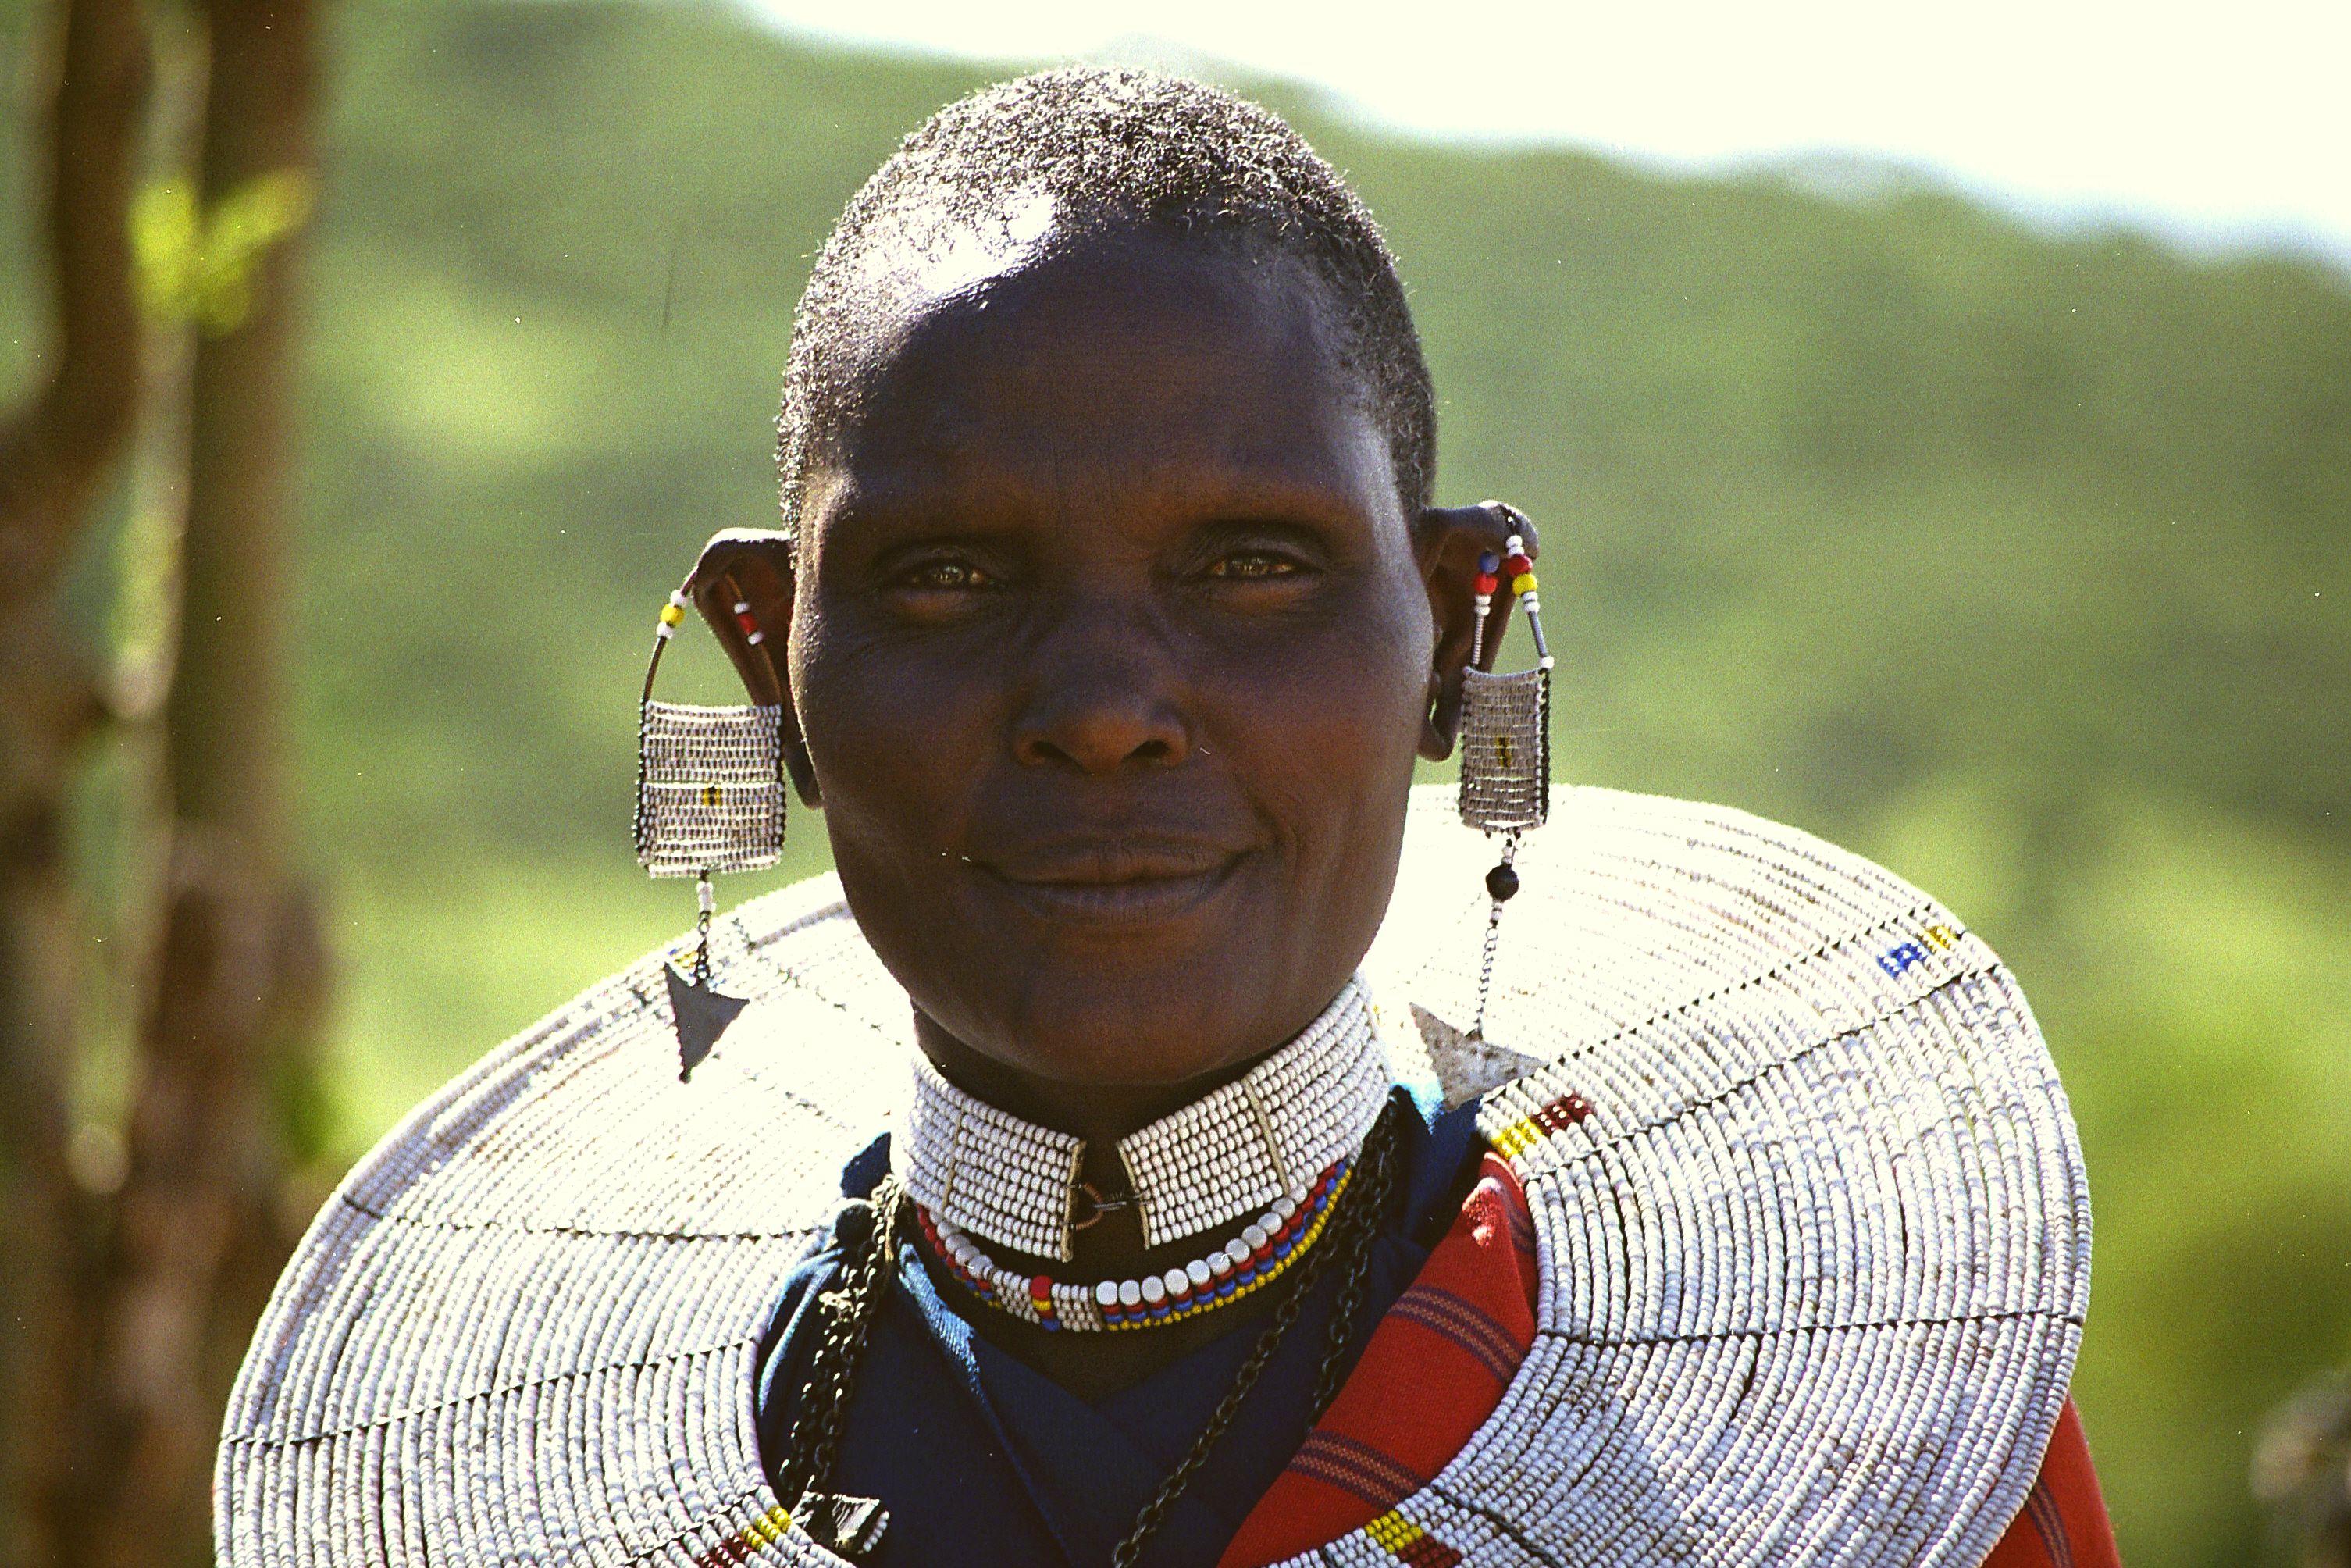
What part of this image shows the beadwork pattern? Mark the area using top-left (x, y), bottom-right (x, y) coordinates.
top-left (217, 786), bottom-right (2089, 1568)
top-left (1118, 980), bottom-right (1389, 1248)
top-left (895, 978), bottom-right (1391, 1259)
top-left (636, 700), bottom-right (788, 876)
top-left (1455, 668), bottom-right (1549, 834)
top-left (897, 1053), bottom-right (1085, 1260)
top-left (916, 1157), bottom-right (1352, 1331)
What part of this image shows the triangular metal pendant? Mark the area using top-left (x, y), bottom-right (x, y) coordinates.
top-left (1412, 1002), bottom-right (1544, 1108)
top-left (793, 1492), bottom-right (889, 1559)
top-left (664, 960), bottom-right (749, 1082)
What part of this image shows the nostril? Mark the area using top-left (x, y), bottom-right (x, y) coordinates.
top-left (1017, 735), bottom-right (1075, 769)
top-left (1011, 671), bottom-right (1192, 773)
top-left (1013, 732), bottom-right (1182, 772)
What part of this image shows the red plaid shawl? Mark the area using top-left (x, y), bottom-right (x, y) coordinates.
top-left (1220, 1155), bottom-right (2119, 1568)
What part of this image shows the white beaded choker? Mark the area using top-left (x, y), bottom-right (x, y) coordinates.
top-left (893, 978), bottom-right (1393, 1261)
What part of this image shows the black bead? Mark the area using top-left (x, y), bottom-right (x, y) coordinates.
top-left (1485, 863), bottom-right (1520, 902)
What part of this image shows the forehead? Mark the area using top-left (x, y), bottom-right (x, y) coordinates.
top-left (801, 229), bottom-right (1395, 534)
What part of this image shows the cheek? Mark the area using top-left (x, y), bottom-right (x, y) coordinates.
top-left (1203, 590), bottom-right (1431, 861)
top-left (791, 611), bottom-right (1003, 858)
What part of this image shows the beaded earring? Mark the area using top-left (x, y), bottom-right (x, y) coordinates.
top-left (634, 582), bottom-right (785, 1079)
top-left (1457, 504), bottom-right (1552, 1041)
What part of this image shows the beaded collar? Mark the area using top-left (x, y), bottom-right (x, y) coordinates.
top-left (892, 977), bottom-right (1393, 1261)
top-left (221, 789), bottom-right (2093, 1568)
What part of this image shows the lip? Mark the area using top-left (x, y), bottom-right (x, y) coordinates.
top-left (976, 837), bottom-right (1250, 927)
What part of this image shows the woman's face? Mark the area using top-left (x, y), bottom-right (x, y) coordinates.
top-left (789, 229), bottom-right (1436, 1091)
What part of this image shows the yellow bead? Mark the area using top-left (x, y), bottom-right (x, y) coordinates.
top-left (1511, 571), bottom-right (1538, 595)
top-left (659, 603), bottom-right (685, 627)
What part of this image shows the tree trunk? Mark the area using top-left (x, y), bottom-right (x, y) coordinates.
top-left (0, 2), bottom-right (150, 1564)
top-left (0, 636), bottom-right (108, 1568)
top-left (59, 3), bottom-right (329, 1564)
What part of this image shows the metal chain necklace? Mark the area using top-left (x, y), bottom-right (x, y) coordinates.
top-left (775, 1099), bottom-right (1407, 1566)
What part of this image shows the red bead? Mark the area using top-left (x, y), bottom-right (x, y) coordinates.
top-left (1030, 1274), bottom-right (1053, 1299)
top-left (734, 609), bottom-right (760, 636)
top-left (1473, 572), bottom-right (1500, 596)
top-left (1505, 554), bottom-right (1533, 577)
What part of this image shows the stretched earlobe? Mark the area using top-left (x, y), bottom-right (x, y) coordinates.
top-left (1414, 501), bottom-right (1541, 761)
top-left (686, 528), bottom-right (821, 808)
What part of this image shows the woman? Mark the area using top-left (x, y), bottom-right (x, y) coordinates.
top-left (219, 69), bottom-right (2118, 1568)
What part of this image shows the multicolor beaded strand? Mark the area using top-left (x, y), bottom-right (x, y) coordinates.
top-left (914, 1156), bottom-right (1354, 1332)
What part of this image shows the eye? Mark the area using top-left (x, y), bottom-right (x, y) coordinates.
top-left (1204, 549), bottom-right (1308, 582)
top-left (894, 557), bottom-right (998, 593)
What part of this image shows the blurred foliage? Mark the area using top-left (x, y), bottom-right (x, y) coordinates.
top-left (2, 1), bottom-right (2346, 1564)
top-left (132, 169), bottom-right (317, 333)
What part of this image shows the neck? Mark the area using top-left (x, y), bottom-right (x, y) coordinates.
top-left (908, 1009), bottom-right (1282, 1155)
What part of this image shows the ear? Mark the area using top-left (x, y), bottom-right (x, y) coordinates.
top-left (684, 527), bottom-right (820, 808)
top-left (1411, 500), bottom-right (1541, 762)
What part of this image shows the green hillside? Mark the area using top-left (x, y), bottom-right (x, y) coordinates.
top-left (4, 1), bottom-right (2347, 1563)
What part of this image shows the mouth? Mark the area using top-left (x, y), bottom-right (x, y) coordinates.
top-left (976, 838), bottom-right (1249, 927)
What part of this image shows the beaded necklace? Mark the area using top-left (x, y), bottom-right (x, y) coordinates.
top-left (914, 1154), bottom-right (1354, 1331)
top-left (894, 977), bottom-right (1391, 1261)
top-left (776, 1102), bottom-right (1410, 1567)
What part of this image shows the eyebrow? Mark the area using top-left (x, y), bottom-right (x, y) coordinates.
top-left (812, 451), bottom-right (1384, 536)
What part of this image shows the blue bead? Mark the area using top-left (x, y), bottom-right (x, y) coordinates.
top-left (1478, 551), bottom-right (1501, 573)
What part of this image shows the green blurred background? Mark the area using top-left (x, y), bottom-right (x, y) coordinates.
top-left (4, 1), bottom-right (2346, 1563)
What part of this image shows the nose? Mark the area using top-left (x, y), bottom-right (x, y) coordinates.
top-left (1010, 607), bottom-right (1193, 775)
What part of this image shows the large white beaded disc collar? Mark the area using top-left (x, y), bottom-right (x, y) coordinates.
top-left (892, 977), bottom-right (1394, 1261)
top-left (216, 786), bottom-right (2089, 1568)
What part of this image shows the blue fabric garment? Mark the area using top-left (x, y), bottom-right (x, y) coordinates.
top-left (753, 1092), bottom-right (1482, 1568)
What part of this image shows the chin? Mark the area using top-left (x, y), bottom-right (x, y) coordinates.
top-left (976, 958), bottom-right (1265, 1091)
top-left (910, 857), bottom-right (1286, 1085)
top-left (846, 849), bottom-right (1366, 1098)
top-left (1015, 987), bottom-right (1259, 1085)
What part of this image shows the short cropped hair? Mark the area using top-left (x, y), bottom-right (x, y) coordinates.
top-left (775, 67), bottom-right (1437, 537)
